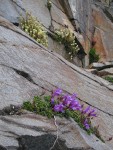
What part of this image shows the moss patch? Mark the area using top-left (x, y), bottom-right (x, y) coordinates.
top-left (89, 48), bottom-right (100, 64)
top-left (104, 76), bottom-right (113, 83)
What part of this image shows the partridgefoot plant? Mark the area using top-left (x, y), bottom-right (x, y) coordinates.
top-left (19, 12), bottom-right (48, 47)
top-left (47, 0), bottom-right (52, 11)
top-left (54, 28), bottom-right (80, 60)
top-left (23, 88), bottom-right (104, 142)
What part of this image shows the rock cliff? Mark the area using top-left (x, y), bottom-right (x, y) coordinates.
top-left (60, 0), bottom-right (113, 64)
top-left (0, 0), bottom-right (113, 150)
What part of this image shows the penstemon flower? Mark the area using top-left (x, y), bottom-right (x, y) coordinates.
top-left (52, 88), bottom-right (62, 97)
top-left (82, 106), bottom-right (91, 114)
top-left (84, 119), bottom-right (90, 130)
top-left (53, 103), bottom-right (64, 112)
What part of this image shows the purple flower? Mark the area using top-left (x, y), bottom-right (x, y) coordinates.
top-left (88, 109), bottom-right (97, 117)
top-left (63, 94), bottom-right (72, 101)
top-left (82, 106), bottom-right (97, 117)
top-left (63, 99), bottom-right (71, 106)
top-left (53, 103), bottom-right (64, 112)
top-left (69, 100), bottom-right (81, 111)
top-left (82, 106), bottom-right (90, 114)
top-left (76, 104), bottom-right (82, 111)
top-left (51, 98), bottom-right (54, 104)
top-left (63, 94), bottom-right (72, 106)
top-left (52, 88), bottom-right (62, 97)
top-left (71, 93), bottom-right (77, 99)
top-left (84, 119), bottom-right (90, 130)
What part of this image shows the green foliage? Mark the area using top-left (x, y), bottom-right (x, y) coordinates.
top-left (89, 48), bottom-right (100, 64)
top-left (23, 96), bottom-right (53, 118)
top-left (104, 76), bottom-right (113, 83)
top-left (54, 28), bottom-right (80, 60)
top-left (20, 13), bottom-right (48, 47)
top-left (22, 95), bottom-right (104, 142)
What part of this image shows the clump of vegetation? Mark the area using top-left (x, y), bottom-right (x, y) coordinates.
top-left (104, 76), bottom-right (113, 83)
top-left (47, 0), bottom-right (52, 11)
top-left (22, 88), bottom-right (104, 142)
top-left (20, 12), bottom-right (48, 47)
top-left (89, 48), bottom-right (100, 64)
top-left (54, 28), bottom-right (80, 60)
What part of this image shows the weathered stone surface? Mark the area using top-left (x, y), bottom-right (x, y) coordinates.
top-left (23, 0), bottom-right (51, 29)
top-left (0, 16), bottom-right (113, 110)
top-left (89, 62), bottom-right (113, 70)
top-left (97, 68), bottom-right (113, 77)
top-left (92, 5), bottom-right (113, 62)
top-left (0, 114), bottom-right (111, 150)
top-left (0, 0), bottom-right (24, 23)
top-left (68, 0), bottom-right (93, 35)
top-left (90, 62), bottom-right (105, 69)
top-left (51, 3), bottom-right (74, 30)
top-left (0, 65), bottom-right (43, 109)
top-left (101, 68), bottom-right (113, 74)
top-left (48, 36), bottom-right (66, 57)
top-left (60, 0), bottom-right (113, 65)
top-left (0, 0), bottom-right (85, 67)
top-left (60, 0), bottom-right (91, 51)
top-left (85, 69), bottom-right (98, 75)
top-left (0, 16), bottom-right (113, 149)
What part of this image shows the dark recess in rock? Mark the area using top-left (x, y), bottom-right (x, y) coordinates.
top-left (0, 145), bottom-right (7, 150)
top-left (6, 146), bottom-right (18, 150)
top-left (17, 134), bottom-right (82, 150)
top-left (14, 69), bottom-right (35, 84)
top-left (0, 105), bottom-right (21, 116)
top-left (76, 38), bottom-right (87, 67)
top-left (12, 22), bottom-right (19, 27)
top-left (103, 9), bottom-right (113, 23)
top-left (96, 64), bottom-right (113, 71)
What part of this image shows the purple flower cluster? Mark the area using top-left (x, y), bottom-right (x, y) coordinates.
top-left (82, 106), bottom-right (97, 117)
top-left (84, 119), bottom-right (90, 130)
top-left (51, 88), bottom-right (82, 112)
top-left (51, 88), bottom-right (97, 130)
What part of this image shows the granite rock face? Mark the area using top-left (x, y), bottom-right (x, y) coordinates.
top-left (0, 0), bottom-right (85, 67)
top-left (60, 0), bottom-right (113, 65)
top-left (0, 16), bottom-right (113, 149)
top-left (90, 1), bottom-right (113, 63)
top-left (1, 0), bottom-right (113, 67)
top-left (92, 5), bottom-right (113, 62)
top-left (0, 0), bottom-right (113, 149)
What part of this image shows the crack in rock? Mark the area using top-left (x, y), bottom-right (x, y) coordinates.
top-left (11, 0), bottom-right (25, 12)
top-left (0, 117), bottom-right (54, 134)
top-left (1, 22), bottom-right (112, 91)
top-left (0, 15), bottom-right (113, 92)
top-left (0, 64), bottom-right (51, 92)
top-left (0, 63), bottom-right (113, 117)
top-left (78, 97), bottom-right (113, 117)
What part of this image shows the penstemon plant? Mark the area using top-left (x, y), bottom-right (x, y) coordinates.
top-left (51, 88), bottom-right (97, 130)
top-left (23, 88), bottom-right (104, 142)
